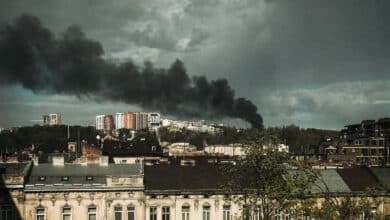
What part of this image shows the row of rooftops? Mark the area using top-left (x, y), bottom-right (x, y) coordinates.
top-left (2, 161), bottom-right (390, 195)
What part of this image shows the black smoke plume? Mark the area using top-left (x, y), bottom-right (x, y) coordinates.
top-left (0, 14), bottom-right (263, 128)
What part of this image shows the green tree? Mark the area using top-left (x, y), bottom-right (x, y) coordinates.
top-left (224, 130), bottom-right (318, 220)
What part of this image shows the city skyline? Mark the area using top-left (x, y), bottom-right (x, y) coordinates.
top-left (1, 0), bottom-right (390, 129)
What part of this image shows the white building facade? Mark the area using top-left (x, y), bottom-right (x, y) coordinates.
top-left (95, 115), bottom-right (105, 130)
top-left (114, 113), bottom-right (125, 129)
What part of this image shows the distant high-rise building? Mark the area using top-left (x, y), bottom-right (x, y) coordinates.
top-left (135, 112), bottom-right (148, 130)
top-left (148, 113), bottom-right (161, 130)
top-left (113, 113), bottom-right (125, 129)
top-left (103, 115), bottom-right (115, 132)
top-left (95, 115), bottom-right (105, 130)
top-left (124, 112), bottom-right (136, 129)
top-left (43, 113), bottom-right (62, 126)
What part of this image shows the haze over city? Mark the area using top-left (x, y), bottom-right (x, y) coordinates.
top-left (1, 0), bottom-right (390, 129)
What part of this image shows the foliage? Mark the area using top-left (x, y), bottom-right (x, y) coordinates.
top-left (158, 125), bottom-right (339, 153)
top-left (223, 130), bottom-right (319, 220)
top-left (311, 186), bottom-right (385, 220)
top-left (0, 125), bottom-right (102, 154)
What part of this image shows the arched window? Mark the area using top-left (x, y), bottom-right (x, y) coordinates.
top-left (62, 206), bottom-right (72, 220)
top-left (182, 204), bottom-right (190, 220)
top-left (114, 205), bottom-right (122, 220)
top-left (88, 205), bottom-right (97, 220)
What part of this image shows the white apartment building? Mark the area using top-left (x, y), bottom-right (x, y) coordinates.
top-left (205, 144), bottom-right (246, 156)
top-left (114, 113), bottom-right (125, 129)
top-left (135, 112), bottom-right (149, 130)
top-left (43, 113), bottom-right (62, 126)
top-left (148, 113), bottom-right (161, 130)
top-left (95, 115), bottom-right (105, 130)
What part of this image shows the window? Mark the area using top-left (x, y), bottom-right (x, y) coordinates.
top-left (88, 206), bottom-right (97, 220)
top-left (38, 176), bottom-right (46, 181)
top-left (114, 206), bottom-right (122, 220)
top-left (86, 176), bottom-right (94, 181)
top-left (162, 206), bottom-right (170, 220)
top-left (62, 207), bottom-right (71, 220)
top-left (274, 208), bottom-right (281, 220)
top-left (150, 207), bottom-right (157, 220)
top-left (61, 176), bottom-right (69, 181)
top-left (36, 208), bottom-right (45, 220)
top-left (127, 206), bottom-right (135, 220)
top-left (182, 205), bottom-right (190, 220)
top-left (203, 205), bottom-right (210, 220)
top-left (1, 205), bottom-right (13, 220)
top-left (254, 208), bottom-right (260, 220)
top-left (284, 211), bottom-right (290, 220)
top-left (223, 205), bottom-right (231, 220)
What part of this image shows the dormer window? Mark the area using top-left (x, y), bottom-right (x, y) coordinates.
top-left (38, 176), bottom-right (46, 181)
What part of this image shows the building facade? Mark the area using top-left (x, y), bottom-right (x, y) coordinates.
top-left (114, 113), bottom-right (125, 130)
top-left (1, 160), bottom-right (390, 220)
top-left (95, 115), bottom-right (105, 130)
top-left (135, 112), bottom-right (149, 130)
top-left (124, 112), bottom-right (136, 130)
top-left (43, 114), bottom-right (62, 126)
top-left (103, 115), bottom-right (115, 133)
top-left (148, 113), bottom-right (160, 130)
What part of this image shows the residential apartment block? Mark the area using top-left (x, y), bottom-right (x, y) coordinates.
top-left (42, 113), bottom-right (62, 126)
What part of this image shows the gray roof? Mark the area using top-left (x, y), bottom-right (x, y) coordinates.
top-left (0, 162), bottom-right (31, 176)
top-left (26, 163), bottom-right (142, 189)
top-left (311, 169), bottom-right (351, 193)
top-left (29, 163), bottom-right (141, 176)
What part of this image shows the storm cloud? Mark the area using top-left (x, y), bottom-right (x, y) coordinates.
top-left (1, 0), bottom-right (390, 128)
top-left (0, 14), bottom-right (263, 128)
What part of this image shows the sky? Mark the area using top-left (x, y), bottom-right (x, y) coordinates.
top-left (1, 0), bottom-right (390, 129)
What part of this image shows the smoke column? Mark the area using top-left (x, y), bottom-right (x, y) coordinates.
top-left (0, 14), bottom-right (263, 128)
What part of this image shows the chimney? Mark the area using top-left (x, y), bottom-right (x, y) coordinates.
top-left (52, 156), bottom-right (64, 166)
top-left (99, 156), bottom-right (109, 166)
top-left (32, 156), bottom-right (39, 166)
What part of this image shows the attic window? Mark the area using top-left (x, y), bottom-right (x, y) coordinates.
top-left (38, 176), bottom-right (46, 181)
top-left (61, 176), bottom-right (69, 181)
top-left (86, 176), bottom-right (94, 181)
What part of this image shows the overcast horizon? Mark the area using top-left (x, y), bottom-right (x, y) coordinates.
top-left (1, 0), bottom-right (390, 130)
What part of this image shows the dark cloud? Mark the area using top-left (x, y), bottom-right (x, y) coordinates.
top-left (0, 14), bottom-right (263, 128)
top-left (1, 0), bottom-right (390, 129)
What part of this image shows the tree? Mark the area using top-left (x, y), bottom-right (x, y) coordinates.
top-left (310, 184), bottom-right (385, 220)
top-left (224, 130), bottom-right (318, 220)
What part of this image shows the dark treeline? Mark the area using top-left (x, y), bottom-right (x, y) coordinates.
top-left (159, 125), bottom-right (339, 153)
top-left (0, 125), bottom-right (339, 156)
top-left (0, 125), bottom-right (101, 154)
